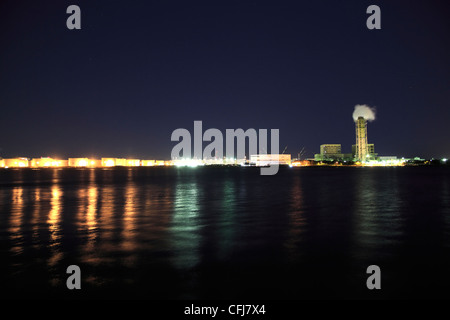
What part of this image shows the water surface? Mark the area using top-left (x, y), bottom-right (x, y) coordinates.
top-left (0, 166), bottom-right (449, 299)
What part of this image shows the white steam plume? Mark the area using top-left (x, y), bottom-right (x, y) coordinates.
top-left (352, 104), bottom-right (376, 122)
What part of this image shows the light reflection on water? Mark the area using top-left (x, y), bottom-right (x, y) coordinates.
top-left (9, 186), bottom-right (24, 256)
top-left (122, 170), bottom-right (139, 267)
top-left (47, 184), bottom-right (63, 273)
top-left (285, 173), bottom-right (305, 263)
top-left (442, 177), bottom-right (450, 247)
top-left (78, 174), bottom-right (98, 268)
top-left (31, 187), bottom-right (41, 245)
top-left (48, 185), bottom-right (62, 248)
top-left (171, 179), bottom-right (201, 270)
top-left (353, 169), bottom-right (404, 254)
top-left (216, 179), bottom-right (238, 261)
top-left (0, 166), bottom-right (449, 298)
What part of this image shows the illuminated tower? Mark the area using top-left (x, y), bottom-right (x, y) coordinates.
top-left (355, 116), bottom-right (368, 162)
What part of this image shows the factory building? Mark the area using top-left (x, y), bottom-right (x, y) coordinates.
top-left (68, 158), bottom-right (100, 167)
top-left (30, 157), bottom-right (68, 168)
top-left (314, 144), bottom-right (352, 161)
top-left (2, 158), bottom-right (29, 168)
top-left (141, 160), bottom-right (172, 166)
top-left (101, 158), bottom-right (127, 167)
top-left (126, 159), bottom-right (140, 167)
top-left (321, 144), bottom-right (342, 155)
top-left (250, 154), bottom-right (291, 166)
top-left (141, 160), bottom-right (156, 166)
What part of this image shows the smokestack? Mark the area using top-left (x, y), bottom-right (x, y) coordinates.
top-left (355, 116), bottom-right (368, 162)
top-left (352, 104), bottom-right (375, 162)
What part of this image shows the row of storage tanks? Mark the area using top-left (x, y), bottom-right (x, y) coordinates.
top-left (0, 157), bottom-right (171, 168)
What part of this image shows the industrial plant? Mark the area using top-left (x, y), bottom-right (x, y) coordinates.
top-left (0, 157), bottom-right (172, 169)
top-left (311, 105), bottom-right (416, 166)
top-left (0, 106), bottom-right (446, 169)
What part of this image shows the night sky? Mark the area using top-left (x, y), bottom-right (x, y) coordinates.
top-left (1, 0), bottom-right (449, 160)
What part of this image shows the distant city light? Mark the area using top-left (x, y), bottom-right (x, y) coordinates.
top-left (105, 159), bottom-right (115, 167)
top-left (0, 157), bottom-right (174, 168)
top-left (0, 154), bottom-right (443, 169)
top-left (174, 159), bottom-right (204, 167)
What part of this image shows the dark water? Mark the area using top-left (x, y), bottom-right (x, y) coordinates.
top-left (0, 166), bottom-right (449, 299)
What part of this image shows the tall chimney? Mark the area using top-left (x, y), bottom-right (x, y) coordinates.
top-left (355, 116), bottom-right (368, 162)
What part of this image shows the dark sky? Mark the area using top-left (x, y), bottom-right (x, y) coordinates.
top-left (0, 0), bottom-right (449, 159)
